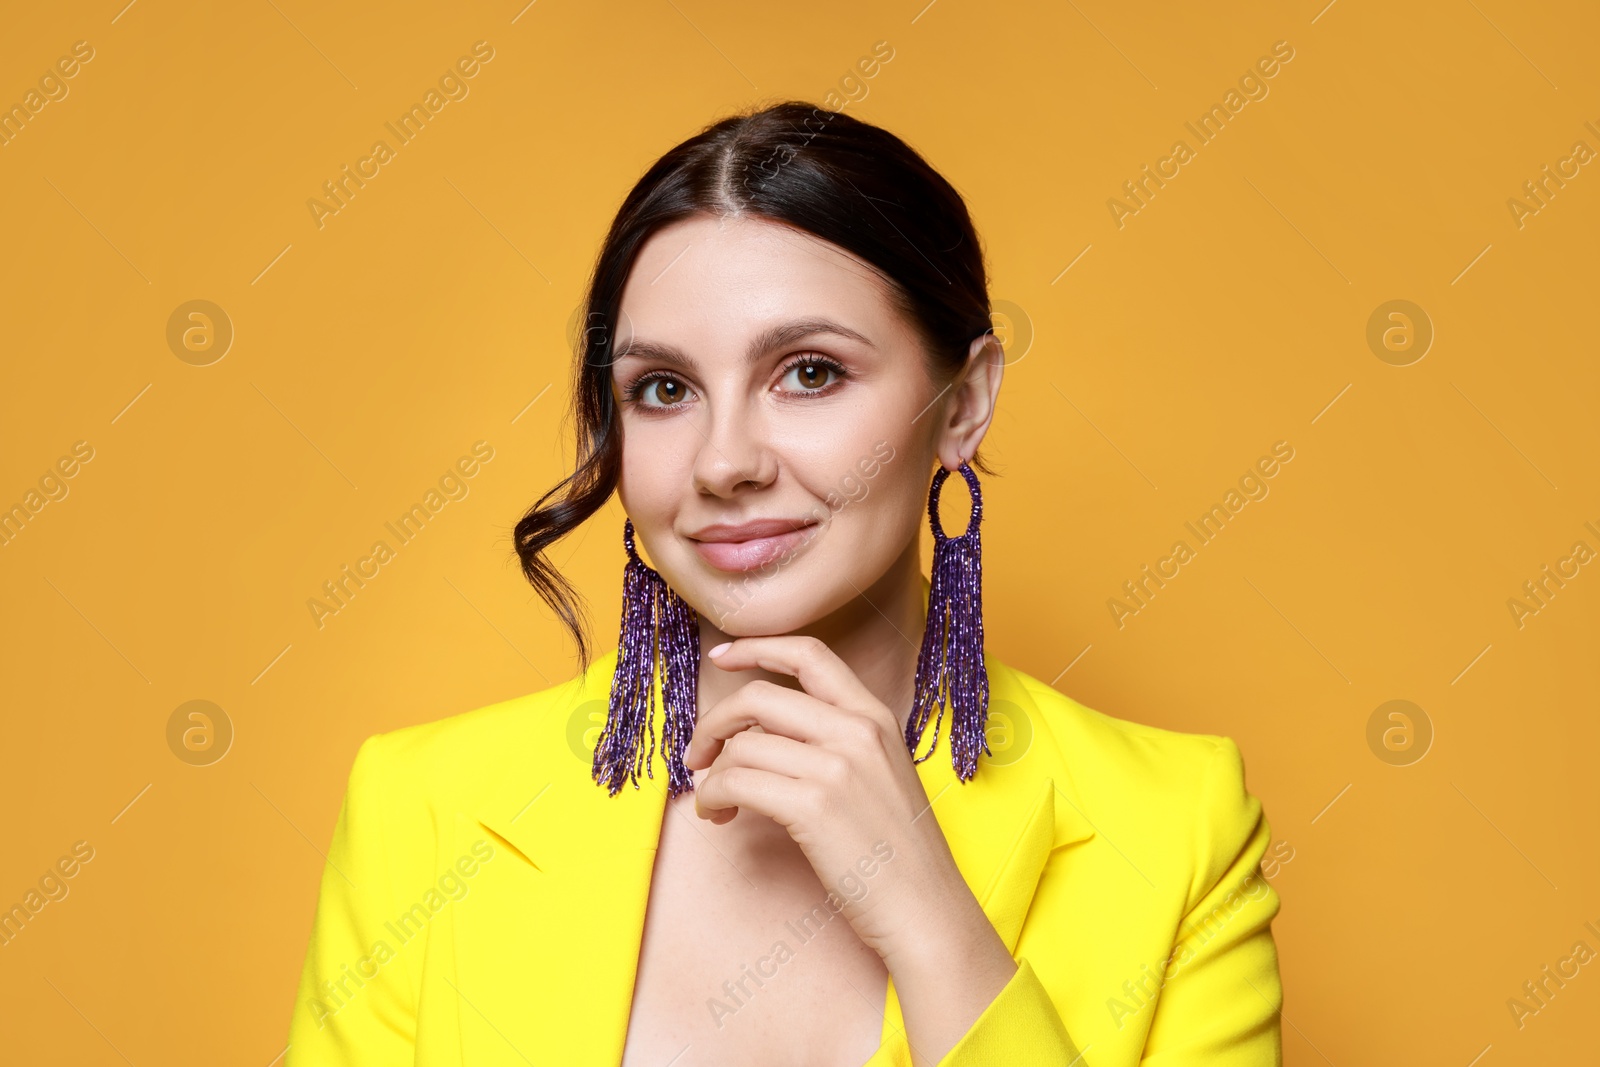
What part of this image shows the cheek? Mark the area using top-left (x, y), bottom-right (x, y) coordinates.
top-left (617, 434), bottom-right (689, 520)
top-left (822, 456), bottom-right (926, 544)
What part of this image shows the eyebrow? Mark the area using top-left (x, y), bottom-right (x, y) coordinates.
top-left (612, 317), bottom-right (876, 371)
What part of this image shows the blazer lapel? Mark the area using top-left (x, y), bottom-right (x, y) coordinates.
top-left (893, 577), bottom-right (1095, 953)
top-left (921, 655), bottom-right (1098, 955)
top-left (868, 658), bottom-right (1098, 1065)
top-left (457, 648), bottom-right (670, 1067)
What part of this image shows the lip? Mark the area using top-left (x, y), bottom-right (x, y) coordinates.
top-left (687, 517), bottom-right (821, 573)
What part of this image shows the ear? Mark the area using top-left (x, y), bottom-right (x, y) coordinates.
top-left (935, 332), bottom-right (1004, 472)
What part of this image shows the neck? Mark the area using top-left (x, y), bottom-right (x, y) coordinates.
top-left (694, 539), bottom-right (928, 736)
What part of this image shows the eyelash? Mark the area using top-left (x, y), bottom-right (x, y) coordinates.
top-left (621, 354), bottom-right (848, 412)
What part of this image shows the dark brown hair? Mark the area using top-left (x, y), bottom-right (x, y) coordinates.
top-left (513, 100), bottom-right (996, 672)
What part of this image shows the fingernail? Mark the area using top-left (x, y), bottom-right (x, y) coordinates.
top-left (708, 642), bottom-right (731, 658)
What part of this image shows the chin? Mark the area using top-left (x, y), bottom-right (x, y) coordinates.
top-left (658, 521), bottom-right (833, 630)
top-left (706, 610), bottom-right (805, 638)
top-left (678, 562), bottom-right (828, 636)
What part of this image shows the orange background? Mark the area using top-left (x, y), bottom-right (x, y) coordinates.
top-left (1, 1), bottom-right (1596, 1063)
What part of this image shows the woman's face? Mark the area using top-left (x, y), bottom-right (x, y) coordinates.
top-left (609, 212), bottom-right (989, 637)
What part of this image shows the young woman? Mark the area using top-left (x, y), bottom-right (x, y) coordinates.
top-left (287, 101), bottom-right (1284, 1067)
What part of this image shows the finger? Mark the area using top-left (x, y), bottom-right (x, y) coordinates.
top-left (694, 730), bottom-right (839, 827)
top-left (707, 635), bottom-right (880, 715)
top-left (685, 680), bottom-right (830, 770)
top-left (707, 727), bottom-right (846, 784)
top-left (694, 764), bottom-right (823, 829)
top-left (688, 681), bottom-right (816, 770)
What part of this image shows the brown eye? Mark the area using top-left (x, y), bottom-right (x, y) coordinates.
top-left (651, 379), bottom-right (685, 405)
top-left (625, 372), bottom-right (694, 410)
top-left (779, 356), bottom-right (846, 394)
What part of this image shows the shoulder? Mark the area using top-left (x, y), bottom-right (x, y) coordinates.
top-left (998, 658), bottom-right (1248, 802)
top-left (338, 661), bottom-right (599, 811)
top-left (993, 658), bottom-right (1267, 891)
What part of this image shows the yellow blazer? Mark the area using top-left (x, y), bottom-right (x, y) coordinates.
top-left (286, 646), bottom-right (1284, 1066)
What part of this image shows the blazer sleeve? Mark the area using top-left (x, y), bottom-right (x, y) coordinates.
top-left (1139, 736), bottom-right (1283, 1064)
top-left (932, 737), bottom-right (1283, 1067)
top-left (285, 733), bottom-right (422, 1065)
top-left (930, 955), bottom-right (1087, 1065)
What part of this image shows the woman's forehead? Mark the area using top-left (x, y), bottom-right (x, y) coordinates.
top-left (615, 217), bottom-right (907, 355)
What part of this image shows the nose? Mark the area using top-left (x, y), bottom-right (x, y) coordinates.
top-left (690, 390), bottom-right (778, 498)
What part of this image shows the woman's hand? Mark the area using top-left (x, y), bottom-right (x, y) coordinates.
top-left (682, 634), bottom-right (1002, 976)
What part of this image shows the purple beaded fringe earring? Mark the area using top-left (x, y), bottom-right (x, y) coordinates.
top-left (904, 460), bottom-right (991, 782)
top-left (592, 518), bottom-right (701, 798)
